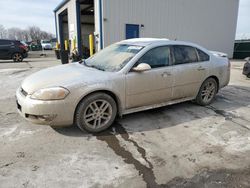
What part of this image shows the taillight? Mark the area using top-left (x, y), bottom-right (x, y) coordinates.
top-left (19, 45), bottom-right (27, 51)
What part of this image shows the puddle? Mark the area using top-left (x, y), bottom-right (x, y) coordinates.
top-left (95, 123), bottom-right (160, 188)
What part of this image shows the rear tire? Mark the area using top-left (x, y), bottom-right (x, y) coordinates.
top-left (75, 93), bottom-right (117, 133)
top-left (196, 78), bottom-right (218, 106)
top-left (247, 73), bottom-right (250, 78)
top-left (12, 53), bottom-right (23, 62)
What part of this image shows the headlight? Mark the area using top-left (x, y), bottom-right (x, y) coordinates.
top-left (31, 87), bottom-right (69, 100)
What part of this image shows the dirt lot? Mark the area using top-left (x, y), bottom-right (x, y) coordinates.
top-left (0, 57), bottom-right (250, 188)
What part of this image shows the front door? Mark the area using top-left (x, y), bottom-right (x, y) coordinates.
top-left (126, 24), bottom-right (139, 39)
top-left (125, 46), bottom-right (173, 109)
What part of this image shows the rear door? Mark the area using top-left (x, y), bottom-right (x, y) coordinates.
top-left (0, 40), bottom-right (13, 59)
top-left (171, 45), bottom-right (209, 100)
top-left (125, 46), bottom-right (173, 109)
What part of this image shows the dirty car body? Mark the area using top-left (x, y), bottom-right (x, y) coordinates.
top-left (16, 38), bottom-right (230, 132)
top-left (243, 58), bottom-right (250, 78)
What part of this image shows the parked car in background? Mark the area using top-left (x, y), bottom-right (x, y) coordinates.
top-left (41, 40), bottom-right (52, 50)
top-left (29, 41), bottom-right (42, 51)
top-left (243, 57), bottom-right (250, 78)
top-left (51, 38), bottom-right (57, 49)
top-left (16, 38), bottom-right (230, 133)
top-left (0, 39), bottom-right (28, 62)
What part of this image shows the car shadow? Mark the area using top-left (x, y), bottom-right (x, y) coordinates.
top-left (0, 60), bottom-right (30, 64)
top-left (0, 60), bottom-right (18, 63)
top-left (52, 84), bottom-right (250, 137)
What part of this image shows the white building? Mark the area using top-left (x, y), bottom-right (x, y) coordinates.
top-left (54, 0), bottom-right (239, 58)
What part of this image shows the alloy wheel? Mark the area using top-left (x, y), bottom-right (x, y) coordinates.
top-left (13, 53), bottom-right (23, 62)
top-left (201, 80), bottom-right (216, 103)
top-left (83, 99), bottom-right (112, 129)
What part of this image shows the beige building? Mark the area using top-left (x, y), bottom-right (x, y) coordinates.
top-left (54, 0), bottom-right (239, 58)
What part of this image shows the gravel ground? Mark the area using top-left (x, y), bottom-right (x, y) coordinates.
top-left (0, 57), bottom-right (250, 188)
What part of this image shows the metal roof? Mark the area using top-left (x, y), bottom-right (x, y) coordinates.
top-left (54, 0), bottom-right (70, 12)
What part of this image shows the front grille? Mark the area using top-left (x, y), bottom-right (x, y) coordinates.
top-left (20, 88), bottom-right (28, 97)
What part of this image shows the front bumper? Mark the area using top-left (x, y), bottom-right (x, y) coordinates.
top-left (23, 52), bottom-right (28, 58)
top-left (16, 87), bottom-right (74, 127)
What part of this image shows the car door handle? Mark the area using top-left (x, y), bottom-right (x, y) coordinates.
top-left (162, 72), bottom-right (172, 77)
top-left (197, 66), bottom-right (206, 71)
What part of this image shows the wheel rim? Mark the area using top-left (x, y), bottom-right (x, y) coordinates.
top-left (201, 81), bottom-right (216, 103)
top-left (83, 100), bottom-right (112, 129)
top-left (13, 54), bottom-right (22, 62)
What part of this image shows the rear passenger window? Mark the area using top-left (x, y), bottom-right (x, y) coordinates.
top-left (197, 49), bottom-right (210, 62)
top-left (173, 45), bottom-right (198, 65)
top-left (0, 40), bottom-right (11, 45)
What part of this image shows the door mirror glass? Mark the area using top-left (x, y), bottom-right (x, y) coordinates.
top-left (132, 63), bottom-right (151, 72)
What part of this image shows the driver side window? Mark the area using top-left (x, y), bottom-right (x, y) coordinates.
top-left (136, 46), bottom-right (170, 69)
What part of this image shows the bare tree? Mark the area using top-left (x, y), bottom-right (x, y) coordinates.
top-left (7, 27), bottom-right (23, 40)
top-left (28, 26), bottom-right (42, 41)
top-left (1, 25), bottom-right (55, 42)
top-left (22, 29), bottom-right (30, 41)
top-left (0, 25), bottom-right (7, 39)
top-left (28, 26), bottom-right (54, 41)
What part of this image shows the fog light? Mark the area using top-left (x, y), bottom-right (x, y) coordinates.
top-left (25, 114), bottom-right (57, 122)
top-left (37, 115), bottom-right (57, 122)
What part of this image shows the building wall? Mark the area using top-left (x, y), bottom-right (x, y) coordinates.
top-left (80, 15), bottom-right (94, 48)
top-left (55, 0), bottom-right (103, 52)
top-left (94, 0), bottom-right (102, 51)
top-left (55, 0), bottom-right (78, 49)
top-left (103, 0), bottom-right (239, 57)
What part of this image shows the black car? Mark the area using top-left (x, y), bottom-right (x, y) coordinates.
top-left (243, 57), bottom-right (250, 78)
top-left (0, 39), bottom-right (28, 62)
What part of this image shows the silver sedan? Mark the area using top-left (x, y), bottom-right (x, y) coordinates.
top-left (16, 38), bottom-right (230, 132)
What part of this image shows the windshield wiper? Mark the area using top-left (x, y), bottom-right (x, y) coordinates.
top-left (89, 65), bottom-right (105, 71)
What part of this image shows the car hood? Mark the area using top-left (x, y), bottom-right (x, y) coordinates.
top-left (21, 63), bottom-right (115, 94)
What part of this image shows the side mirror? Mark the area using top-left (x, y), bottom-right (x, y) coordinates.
top-left (132, 63), bottom-right (151, 72)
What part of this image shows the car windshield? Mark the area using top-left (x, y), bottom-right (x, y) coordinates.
top-left (85, 44), bottom-right (144, 72)
top-left (42, 40), bottom-right (50, 43)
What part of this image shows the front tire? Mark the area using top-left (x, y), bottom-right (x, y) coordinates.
top-left (196, 78), bottom-right (218, 106)
top-left (75, 93), bottom-right (117, 133)
top-left (12, 53), bottom-right (23, 62)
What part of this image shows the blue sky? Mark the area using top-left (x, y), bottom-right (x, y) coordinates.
top-left (0, 0), bottom-right (249, 39)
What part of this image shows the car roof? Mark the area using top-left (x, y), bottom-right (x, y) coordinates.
top-left (0, 39), bottom-right (20, 42)
top-left (0, 39), bottom-right (10, 41)
top-left (119, 38), bottom-right (170, 46)
top-left (118, 38), bottom-right (210, 53)
top-left (119, 38), bottom-right (202, 47)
